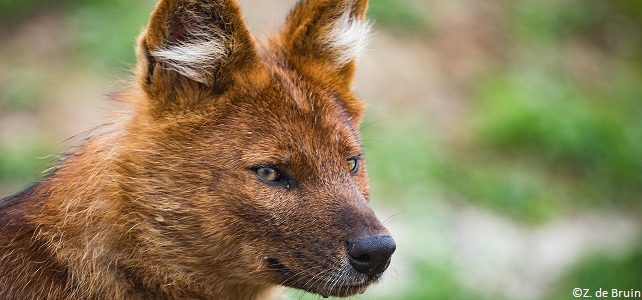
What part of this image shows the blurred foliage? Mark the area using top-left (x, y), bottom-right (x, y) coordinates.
top-left (373, 261), bottom-right (485, 300)
top-left (0, 141), bottom-right (53, 188)
top-left (362, 120), bottom-right (438, 199)
top-left (368, 0), bottom-right (428, 34)
top-left (0, 0), bottom-right (72, 22)
top-left (549, 246), bottom-right (642, 299)
top-left (0, 69), bottom-right (48, 112)
top-left (509, 0), bottom-right (603, 42)
top-left (67, 0), bottom-right (155, 71)
top-left (363, 0), bottom-right (642, 298)
top-left (475, 70), bottom-right (642, 201)
top-left (0, 0), bottom-right (154, 71)
top-left (363, 0), bottom-right (641, 224)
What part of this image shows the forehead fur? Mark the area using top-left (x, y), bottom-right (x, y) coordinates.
top-left (232, 58), bottom-right (361, 135)
top-left (200, 57), bottom-right (363, 166)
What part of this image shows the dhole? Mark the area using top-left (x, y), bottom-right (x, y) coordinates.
top-left (0, 0), bottom-right (395, 299)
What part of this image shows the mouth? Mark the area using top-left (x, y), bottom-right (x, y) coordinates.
top-left (318, 280), bottom-right (372, 298)
top-left (266, 257), bottom-right (379, 297)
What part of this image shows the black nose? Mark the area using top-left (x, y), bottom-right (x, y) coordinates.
top-left (346, 235), bottom-right (396, 277)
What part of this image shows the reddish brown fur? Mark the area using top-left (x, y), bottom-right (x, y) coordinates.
top-left (0, 0), bottom-right (392, 299)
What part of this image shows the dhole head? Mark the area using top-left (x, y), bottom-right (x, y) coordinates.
top-left (122, 0), bottom-right (395, 297)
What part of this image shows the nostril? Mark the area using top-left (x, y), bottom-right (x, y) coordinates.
top-left (351, 253), bottom-right (371, 264)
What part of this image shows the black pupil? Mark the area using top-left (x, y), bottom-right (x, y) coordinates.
top-left (259, 168), bottom-right (277, 180)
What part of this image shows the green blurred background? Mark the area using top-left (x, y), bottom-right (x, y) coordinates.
top-left (0, 0), bottom-right (640, 299)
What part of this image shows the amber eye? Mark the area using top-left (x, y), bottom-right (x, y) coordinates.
top-left (256, 167), bottom-right (281, 183)
top-left (347, 157), bottom-right (360, 174)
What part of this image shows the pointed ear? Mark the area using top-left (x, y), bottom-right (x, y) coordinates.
top-left (136, 0), bottom-right (263, 108)
top-left (278, 0), bottom-right (370, 86)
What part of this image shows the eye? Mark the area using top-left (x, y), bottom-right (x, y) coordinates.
top-left (255, 167), bottom-right (282, 183)
top-left (347, 157), bottom-right (360, 174)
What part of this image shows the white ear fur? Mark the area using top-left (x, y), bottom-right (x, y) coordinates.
top-left (151, 30), bottom-right (228, 83)
top-left (322, 11), bottom-right (372, 66)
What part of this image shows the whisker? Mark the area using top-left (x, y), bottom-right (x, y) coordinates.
top-left (382, 211), bottom-right (407, 225)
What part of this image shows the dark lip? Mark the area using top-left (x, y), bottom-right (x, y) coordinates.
top-left (265, 257), bottom-right (377, 297)
top-left (266, 257), bottom-right (297, 279)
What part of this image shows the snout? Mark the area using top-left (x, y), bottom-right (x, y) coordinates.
top-left (345, 235), bottom-right (396, 277)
